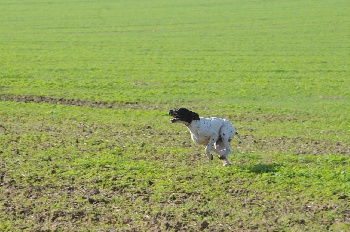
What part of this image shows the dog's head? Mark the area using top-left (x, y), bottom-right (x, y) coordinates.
top-left (168, 108), bottom-right (200, 125)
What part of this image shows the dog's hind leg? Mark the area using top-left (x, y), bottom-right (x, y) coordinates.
top-left (219, 124), bottom-right (234, 166)
top-left (214, 138), bottom-right (226, 157)
top-left (223, 135), bottom-right (232, 156)
top-left (213, 137), bottom-right (231, 166)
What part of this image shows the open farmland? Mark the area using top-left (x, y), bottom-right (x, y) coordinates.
top-left (1, 0), bottom-right (349, 231)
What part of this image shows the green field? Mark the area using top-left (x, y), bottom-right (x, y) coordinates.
top-left (1, 0), bottom-right (349, 231)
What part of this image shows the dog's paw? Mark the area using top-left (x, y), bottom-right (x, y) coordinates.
top-left (222, 160), bottom-right (231, 166)
top-left (207, 154), bottom-right (213, 160)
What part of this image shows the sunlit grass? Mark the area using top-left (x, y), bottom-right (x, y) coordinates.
top-left (0, 0), bottom-right (349, 230)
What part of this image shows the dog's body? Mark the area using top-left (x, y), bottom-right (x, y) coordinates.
top-left (169, 108), bottom-right (240, 166)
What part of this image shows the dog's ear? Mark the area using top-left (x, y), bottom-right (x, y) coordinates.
top-left (191, 111), bottom-right (200, 120)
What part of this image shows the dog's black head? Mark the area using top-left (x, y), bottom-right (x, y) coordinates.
top-left (168, 108), bottom-right (200, 125)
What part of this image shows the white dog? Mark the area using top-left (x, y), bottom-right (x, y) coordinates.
top-left (169, 108), bottom-right (241, 166)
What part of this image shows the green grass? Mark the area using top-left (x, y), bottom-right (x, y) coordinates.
top-left (1, 0), bottom-right (350, 231)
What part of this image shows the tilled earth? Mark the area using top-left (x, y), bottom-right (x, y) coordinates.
top-left (1, 95), bottom-right (349, 231)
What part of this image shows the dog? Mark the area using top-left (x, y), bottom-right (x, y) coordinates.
top-left (169, 108), bottom-right (241, 166)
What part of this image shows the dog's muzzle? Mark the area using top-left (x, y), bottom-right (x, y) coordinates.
top-left (169, 110), bottom-right (179, 123)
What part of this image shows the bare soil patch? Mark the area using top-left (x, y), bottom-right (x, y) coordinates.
top-left (0, 94), bottom-right (155, 109)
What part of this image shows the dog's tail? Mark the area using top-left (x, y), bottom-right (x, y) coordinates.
top-left (235, 132), bottom-right (247, 145)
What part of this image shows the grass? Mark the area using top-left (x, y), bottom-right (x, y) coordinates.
top-left (1, 0), bottom-right (350, 231)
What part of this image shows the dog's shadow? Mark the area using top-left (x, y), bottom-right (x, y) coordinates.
top-left (246, 163), bottom-right (282, 174)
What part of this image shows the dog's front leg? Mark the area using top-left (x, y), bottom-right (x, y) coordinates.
top-left (205, 135), bottom-right (219, 160)
top-left (205, 144), bottom-right (213, 160)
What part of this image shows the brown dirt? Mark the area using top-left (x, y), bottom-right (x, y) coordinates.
top-left (0, 94), bottom-right (154, 109)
